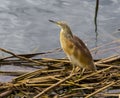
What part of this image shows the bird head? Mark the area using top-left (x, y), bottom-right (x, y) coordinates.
top-left (49, 20), bottom-right (69, 30)
top-left (49, 20), bottom-right (73, 37)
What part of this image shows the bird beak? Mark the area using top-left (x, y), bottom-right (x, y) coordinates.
top-left (49, 20), bottom-right (58, 24)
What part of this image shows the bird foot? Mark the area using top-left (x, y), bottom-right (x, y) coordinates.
top-left (70, 66), bottom-right (81, 76)
top-left (73, 68), bottom-right (85, 79)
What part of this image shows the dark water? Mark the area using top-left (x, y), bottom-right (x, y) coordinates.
top-left (0, 0), bottom-right (120, 82)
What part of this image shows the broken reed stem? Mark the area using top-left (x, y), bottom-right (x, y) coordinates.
top-left (12, 68), bottom-right (64, 82)
top-left (0, 47), bottom-right (62, 60)
top-left (96, 63), bottom-right (120, 68)
top-left (33, 74), bottom-right (76, 98)
top-left (42, 58), bottom-right (70, 63)
top-left (0, 48), bottom-right (44, 65)
top-left (12, 67), bottom-right (48, 82)
top-left (0, 89), bottom-right (13, 98)
top-left (85, 81), bottom-right (116, 98)
top-left (75, 66), bottom-right (112, 83)
top-left (95, 55), bottom-right (120, 64)
top-left (25, 83), bottom-right (71, 87)
top-left (51, 77), bottom-right (84, 88)
top-left (0, 70), bottom-right (26, 76)
top-left (97, 93), bottom-right (120, 97)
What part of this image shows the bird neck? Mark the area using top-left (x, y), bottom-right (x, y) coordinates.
top-left (60, 28), bottom-right (73, 39)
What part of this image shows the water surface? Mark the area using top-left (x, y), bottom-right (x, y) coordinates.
top-left (0, 0), bottom-right (120, 82)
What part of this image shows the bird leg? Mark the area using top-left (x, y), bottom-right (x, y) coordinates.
top-left (71, 65), bottom-right (80, 75)
top-left (77, 68), bottom-right (85, 78)
top-left (70, 64), bottom-right (76, 75)
top-left (80, 68), bottom-right (85, 76)
top-left (70, 64), bottom-right (85, 77)
top-left (75, 66), bottom-right (81, 72)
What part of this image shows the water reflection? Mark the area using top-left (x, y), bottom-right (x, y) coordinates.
top-left (93, 0), bottom-right (99, 55)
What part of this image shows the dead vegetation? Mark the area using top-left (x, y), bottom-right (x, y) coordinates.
top-left (0, 47), bottom-right (120, 98)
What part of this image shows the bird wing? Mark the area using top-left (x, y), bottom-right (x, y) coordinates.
top-left (72, 35), bottom-right (93, 59)
top-left (72, 35), bottom-right (96, 71)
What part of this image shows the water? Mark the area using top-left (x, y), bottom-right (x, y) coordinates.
top-left (0, 0), bottom-right (119, 55)
top-left (0, 0), bottom-right (120, 82)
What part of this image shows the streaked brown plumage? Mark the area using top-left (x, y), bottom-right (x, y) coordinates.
top-left (49, 20), bottom-right (96, 72)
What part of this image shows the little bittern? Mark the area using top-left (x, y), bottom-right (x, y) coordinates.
top-left (49, 20), bottom-right (96, 73)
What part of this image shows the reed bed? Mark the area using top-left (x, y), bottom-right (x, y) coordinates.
top-left (0, 47), bottom-right (120, 98)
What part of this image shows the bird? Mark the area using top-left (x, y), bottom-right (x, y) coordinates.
top-left (49, 20), bottom-right (96, 74)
